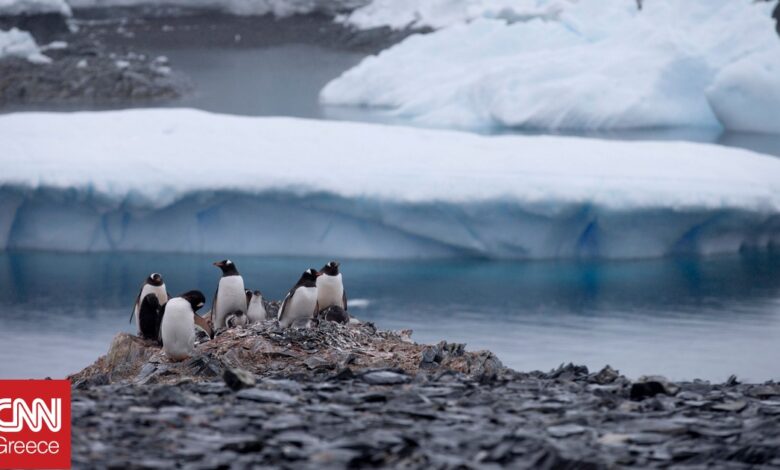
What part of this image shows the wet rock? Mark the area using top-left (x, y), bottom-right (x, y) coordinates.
top-left (591, 365), bottom-right (620, 385)
top-left (222, 367), bottom-right (256, 391)
top-left (711, 400), bottom-right (748, 412)
top-left (362, 369), bottom-right (411, 385)
top-left (236, 388), bottom-right (296, 405)
top-left (547, 424), bottom-right (587, 438)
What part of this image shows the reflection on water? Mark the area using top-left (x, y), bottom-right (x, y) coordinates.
top-left (1, 251), bottom-right (779, 382)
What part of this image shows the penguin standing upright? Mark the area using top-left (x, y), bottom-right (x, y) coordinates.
top-left (160, 290), bottom-right (205, 361)
top-left (130, 273), bottom-right (168, 337)
top-left (277, 269), bottom-right (319, 328)
top-left (316, 261), bottom-right (347, 311)
top-left (138, 294), bottom-right (163, 342)
top-left (212, 260), bottom-right (246, 329)
top-left (246, 289), bottom-right (268, 322)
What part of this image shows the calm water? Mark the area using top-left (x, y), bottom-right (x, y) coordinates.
top-left (1, 251), bottom-right (779, 382)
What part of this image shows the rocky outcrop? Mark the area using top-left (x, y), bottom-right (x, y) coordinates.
top-left (69, 320), bottom-right (503, 387)
top-left (69, 320), bottom-right (780, 468)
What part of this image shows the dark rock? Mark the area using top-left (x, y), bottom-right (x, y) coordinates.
top-left (222, 367), bottom-right (256, 391)
top-left (630, 382), bottom-right (667, 401)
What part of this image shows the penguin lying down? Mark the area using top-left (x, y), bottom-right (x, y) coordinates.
top-left (131, 260), bottom-right (353, 361)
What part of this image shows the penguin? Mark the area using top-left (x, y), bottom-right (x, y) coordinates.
top-left (138, 293), bottom-right (163, 342)
top-left (212, 260), bottom-right (246, 329)
top-left (277, 268), bottom-right (319, 328)
top-left (319, 305), bottom-right (350, 324)
top-left (317, 261), bottom-right (347, 312)
top-left (246, 289), bottom-right (268, 322)
top-left (160, 290), bottom-right (205, 361)
top-left (225, 310), bottom-right (248, 328)
top-left (130, 273), bottom-right (168, 335)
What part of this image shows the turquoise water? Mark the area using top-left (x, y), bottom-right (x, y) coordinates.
top-left (1, 251), bottom-right (778, 382)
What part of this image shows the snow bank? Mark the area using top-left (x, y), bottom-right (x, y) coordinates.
top-left (1, 109), bottom-right (779, 259)
top-left (0, 0), bottom-right (71, 16)
top-left (0, 27), bottom-right (50, 63)
top-left (338, 0), bottom-right (567, 31)
top-left (322, 0), bottom-right (780, 135)
top-left (66, 0), bottom-right (366, 16)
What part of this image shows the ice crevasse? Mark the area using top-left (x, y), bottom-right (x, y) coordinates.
top-left (1, 109), bottom-right (779, 259)
top-left (322, 0), bottom-right (780, 135)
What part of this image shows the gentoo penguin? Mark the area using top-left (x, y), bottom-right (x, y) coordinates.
top-left (317, 261), bottom-right (347, 312)
top-left (225, 310), bottom-right (248, 328)
top-left (246, 289), bottom-right (268, 322)
top-left (319, 305), bottom-right (350, 324)
top-left (130, 273), bottom-right (168, 335)
top-left (277, 269), bottom-right (319, 328)
top-left (138, 294), bottom-right (163, 342)
top-left (160, 290), bottom-right (205, 361)
top-left (212, 260), bottom-right (246, 329)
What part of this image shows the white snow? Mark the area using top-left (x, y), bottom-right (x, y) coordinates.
top-left (338, 0), bottom-right (567, 31)
top-left (322, 0), bottom-right (780, 135)
top-left (66, 0), bottom-right (367, 17)
top-left (0, 108), bottom-right (778, 259)
top-left (0, 28), bottom-right (50, 63)
top-left (0, 0), bottom-right (71, 16)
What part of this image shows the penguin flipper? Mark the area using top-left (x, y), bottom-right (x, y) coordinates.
top-left (277, 290), bottom-right (294, 323)
top-left (342, 290), bottom-right (348, 312)
top-left (212, 286), bottom-right (219, 327)
top-left (156, 301), bottom-right (166, 346)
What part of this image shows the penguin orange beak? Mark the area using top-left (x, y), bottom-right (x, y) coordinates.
top-left (213, 261), bottom-right (224, 267)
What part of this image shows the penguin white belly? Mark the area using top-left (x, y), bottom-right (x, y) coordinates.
top-left (135, 284), bottom-right (168, 332)
top-left (160, 298), bottom-right (195, 361)
top-left (214, 276), bottom-right (246, 328)
top-left (317, 274), bottom-right (344, 309)
top-left (247, 297), bottom-right (267, 322)
top-left (279, 287), bottom-right (317, 328)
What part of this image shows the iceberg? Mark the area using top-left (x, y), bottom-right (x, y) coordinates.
top-left (1, 109), bottom-right (779, 259)
top-left (322, 0), bottom-right (780, 135)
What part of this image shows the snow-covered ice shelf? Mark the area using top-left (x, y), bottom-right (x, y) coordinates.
top-left (323, 0), bottom-right (780, 135)
top-left (1, 109), bottom-right (779, 259)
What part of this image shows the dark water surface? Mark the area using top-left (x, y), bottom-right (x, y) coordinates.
top-left (1, 251), bottom-right (779, 382)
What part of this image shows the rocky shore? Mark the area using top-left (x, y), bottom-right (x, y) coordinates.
top-left (0, 8), bottom-right (414, 110)
top-left (70, 320), bottom-right (780, 468)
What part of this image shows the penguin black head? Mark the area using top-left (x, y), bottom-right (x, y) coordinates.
top-left (180, 290), bottom-right (206, 312)
top-left (298, 268), bottom-right (320, 287)
top-left (147, 272), bottom-right (164, 286)
top-left (245, 289), bottom-right (252, 304)
top-left (320, 261), bottom-right (340, 276)
top-left (213, 259), bottom-right (239, 276)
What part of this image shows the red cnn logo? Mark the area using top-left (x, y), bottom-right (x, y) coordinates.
top-left (0, 381), bottom-right (71, 469)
